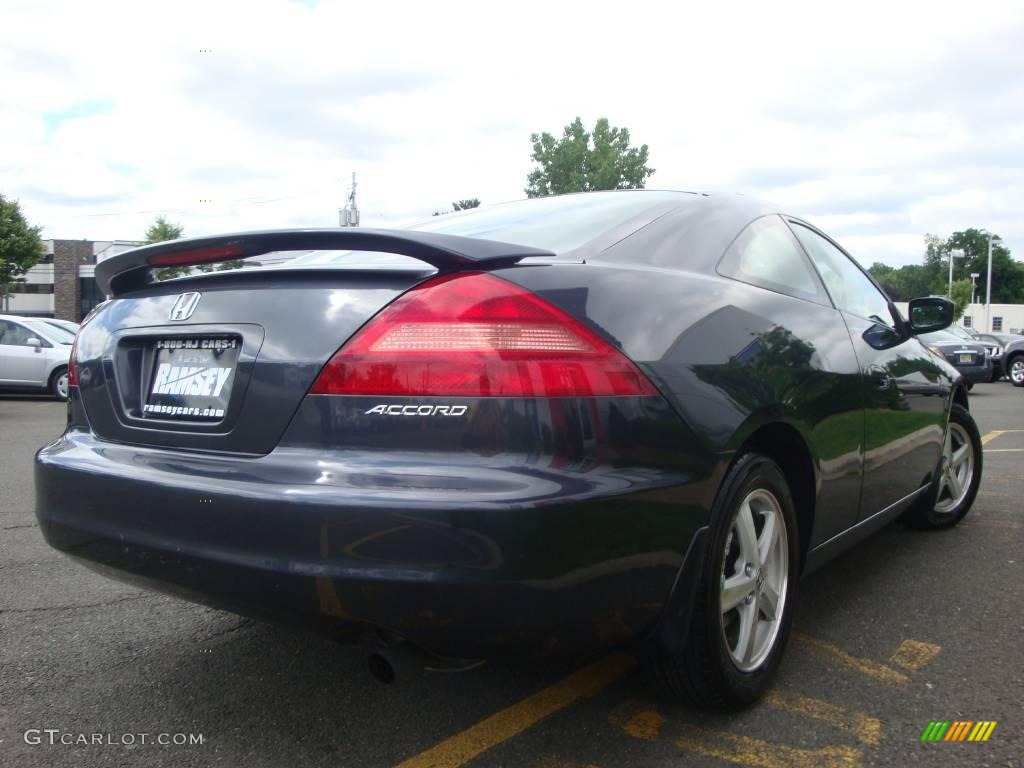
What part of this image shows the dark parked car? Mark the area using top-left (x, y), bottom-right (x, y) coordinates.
top-left (35, 191), bottom-right (983, 708)
top-left (947, 324), bottom-right (1003, 380)
top-left (918, 330), bottom-right (992, 386)
top-left (974, 332), bottom-right (1024, 386)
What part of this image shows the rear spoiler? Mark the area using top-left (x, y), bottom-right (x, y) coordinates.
top-left (94, 228), bottom-right (557, 296)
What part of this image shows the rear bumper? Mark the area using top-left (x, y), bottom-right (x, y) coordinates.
top-left (35, 429), bottom-right (709, 658)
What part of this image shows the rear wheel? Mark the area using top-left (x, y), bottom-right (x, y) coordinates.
top-left (902, 404), bottom-right (982, 529)
top-left (49, 367), bottom-right (69, 401)
top-left (1009, 354), bottom-right (1024, 387)
top-left (645, 453), bottom-right (798, 708)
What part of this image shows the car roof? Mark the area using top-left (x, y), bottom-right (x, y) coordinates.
top-left (257, 190), bottom-right (791, 274)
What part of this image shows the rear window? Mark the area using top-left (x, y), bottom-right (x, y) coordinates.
top-left (284, 191), bottom-right (692, 269)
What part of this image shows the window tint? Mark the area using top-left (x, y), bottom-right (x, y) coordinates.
top-left (790, 223), bottom-right (893, 326)
top-left (717, 215), bottom-right (826, 303)
top-left (0, 320), bottom-right (36, 346)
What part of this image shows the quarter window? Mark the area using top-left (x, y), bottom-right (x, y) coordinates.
top-left (718, 216), bottom-right (827, 304)
top-left (790, 223), bottom-right (894, 327)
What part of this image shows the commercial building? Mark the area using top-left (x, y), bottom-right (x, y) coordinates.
top-left (4, 239), bottom-right (142, 321)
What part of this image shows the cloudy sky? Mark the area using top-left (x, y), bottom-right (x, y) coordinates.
top-left (2, 0), bottom-right (1022, 267)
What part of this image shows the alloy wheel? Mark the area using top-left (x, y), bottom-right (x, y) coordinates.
top-left (720, 488), bottom-right (789, 672)
top-left (56, 372), bottom-right (69, 400)
top-left (934, 422), bottom-right (974, 514)
top-left (1011, 358), bottom-right (1024, 385)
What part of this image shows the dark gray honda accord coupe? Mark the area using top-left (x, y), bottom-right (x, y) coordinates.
top-left (35, 191), bottom-right (983, 708)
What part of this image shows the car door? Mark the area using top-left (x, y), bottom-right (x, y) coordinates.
top-left (788, 221), bottom-right (947, 519)
top-left (0, 319), bottom-right (48, 385)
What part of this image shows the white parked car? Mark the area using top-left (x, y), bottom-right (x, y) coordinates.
top-left (40, 318), bottom-right (80, 336)
top-left (0, 314), bottom-right (75, 400)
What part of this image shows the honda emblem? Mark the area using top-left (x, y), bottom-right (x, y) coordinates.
top-left (169, 292), bottom-right (201, 321)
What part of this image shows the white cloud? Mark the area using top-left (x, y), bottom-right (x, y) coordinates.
top-left (2, 0), bottom-right (1022, 266)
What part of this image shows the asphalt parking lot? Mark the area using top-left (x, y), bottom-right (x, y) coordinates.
top-left (1, 385), bottom-right (1021, 768)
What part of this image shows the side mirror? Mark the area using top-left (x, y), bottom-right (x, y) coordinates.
top-left (26, 337), bottom-right (43, 352)
top-left (907, 297), bottom-right (954, 335)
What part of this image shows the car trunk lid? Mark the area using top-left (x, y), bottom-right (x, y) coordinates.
top-left (75, 231), bottom-right (554, 454)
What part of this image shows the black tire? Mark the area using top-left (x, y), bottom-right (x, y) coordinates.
top-left (1008, 354), bottom-right (1024, 387)
top-left (49, 367), bottom-right (69, 401)
top-left (644, 453), bottom-right (799, 709)
top-left (902, 403), bottom-right (982, 530)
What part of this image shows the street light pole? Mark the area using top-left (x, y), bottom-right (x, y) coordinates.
top-left (970, 273), bottom-right (979, 305)
top-left (984, 233), bottom-right (999, 332)
top-left (948, 248), bottom-right (964, 297)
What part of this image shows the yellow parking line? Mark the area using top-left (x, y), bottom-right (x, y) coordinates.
top-left (395, 653), bottom-right (634, 768)
top-left (608, 701), bottom-right (666, 741)
top-left (793, 635), bottom-right (910, 687)
top-left (888, 639), bottom-right (942, 672)
top-left (762, 689), bottom-right (882, 745)
top-left (609, 702), bottom-right (864, 768)
top-left (675, 725), bottom-right (862, 768)
top-left (980, 430), bottom-right (1004, 445)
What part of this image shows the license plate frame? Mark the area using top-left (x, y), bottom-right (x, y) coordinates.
top-left (958, 353), bottom-right (973, 364)
top-left (143, 337), bottom-right (240, 420)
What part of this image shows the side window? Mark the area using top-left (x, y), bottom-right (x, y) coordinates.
top-left (790, 223), bottom-right (894, 327)
top-left (718, 215), bottom-right (827, 304)
top-left (0, 321), bottom-right (35, 346)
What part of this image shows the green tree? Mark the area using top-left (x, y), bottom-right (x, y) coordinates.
top-left (144, 215), bottom-right (183, 244)
top-left (525, 117), bottom-right (654, 197)
top-left (871, 229), bottom-right (1024, 304)
top-left (942, 228), bottom-right (1024, 304)
top-left (868, 261), bottom-right (942, 301)
top-left (950, 278), bottom-right (973, 320)
top-left (0, 195), bottom-right (44, 312)
top-left (144, 216), bottom-right (189, 281)
top-left (145, 215), bottom-right (242, 278)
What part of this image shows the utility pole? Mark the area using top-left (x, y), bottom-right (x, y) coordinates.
top-left (948, 248), bottom-right (964, 297)
top-left (970, 273), bottom-right (979, 305)
top-left (339, 172), bottom-right (360, 227)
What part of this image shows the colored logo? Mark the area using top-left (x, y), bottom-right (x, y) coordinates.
top-left (921, 721), bottom-right (997, 742)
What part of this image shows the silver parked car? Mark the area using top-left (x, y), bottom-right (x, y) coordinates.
top-left (40, 318), bottom-right (81, 336)
top-left (0, 314), bottom-right (75, 400)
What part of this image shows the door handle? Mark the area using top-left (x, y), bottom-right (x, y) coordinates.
top-left (869, 365), bottom-right (892, 390)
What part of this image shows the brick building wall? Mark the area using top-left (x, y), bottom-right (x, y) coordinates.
top-left (52, 240), bottom-right (94, 320)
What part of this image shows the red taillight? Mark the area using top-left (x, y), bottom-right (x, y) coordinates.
top-left (310, 272), bottom-right (658, 397)
top-left (68, 334), bottom-right (80, 386)
top-left (68, 303), bottom-right (105, 388)
top-left (147, 245), bottom-right (243, 267)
